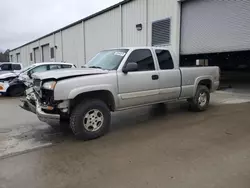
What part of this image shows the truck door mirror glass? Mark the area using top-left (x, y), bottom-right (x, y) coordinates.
top-left (122, 62), bottom-right (138, 74)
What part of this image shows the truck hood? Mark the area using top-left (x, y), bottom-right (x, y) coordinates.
top-left (32, 68), bottom-right (109, 80)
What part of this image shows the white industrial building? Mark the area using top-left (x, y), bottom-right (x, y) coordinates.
top-left (9, 0), bottom-right (250, 70)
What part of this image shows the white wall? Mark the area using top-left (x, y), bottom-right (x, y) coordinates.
top-left (148, 0), bottom-right (181, 60)
top-left (10, 0), bottom-right (181, 66)
top-left (85, 7), bottom-right (122, 61)
top-left (62, 24), bottom-right (85, 67)
top-left (122, 0), bottom-right (147, 47)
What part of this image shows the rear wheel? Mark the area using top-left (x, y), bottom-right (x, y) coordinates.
top-left (189, 85), bottom-right (210, 112)
top-left (70, 99), bottom-right (111, 140)
top-left (8, 85), bottom-right (25, 97)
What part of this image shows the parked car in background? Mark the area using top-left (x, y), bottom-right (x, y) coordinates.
top-left (20, 47), bottom-right (220, 140)
top-left (0, 62), bottom-right (76, 96)
top-left (0, 62), bottom-right (23, 75)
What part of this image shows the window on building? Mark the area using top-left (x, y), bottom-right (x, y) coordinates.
top-left (10, 55), bottom-right (13, 62)
top-left (126, 49), bottom-right (155, 71)
top-left (30, 53), bottom-right (33, 61)
top-left (155, 50), bottom-right (174, 70)
top-left (12, 64), bottom-right (22, 70)
top-left (50, 48), bottom-right (55, 59)
top-left (152, 18), bottom-right (171, 46)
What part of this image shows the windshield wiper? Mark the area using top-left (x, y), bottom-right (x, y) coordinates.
top-left (88, 66), bottom-right (103, 69)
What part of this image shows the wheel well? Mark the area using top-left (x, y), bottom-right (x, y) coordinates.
top-left (6, 84), bottom-right (26, 93)
top-left (71, 90), bottom-right (115, 112)
top-left (198, 79), bottom-right (212, 91)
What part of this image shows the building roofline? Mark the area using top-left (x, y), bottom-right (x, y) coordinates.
top-left (10, 0), bottom-right (133, 52)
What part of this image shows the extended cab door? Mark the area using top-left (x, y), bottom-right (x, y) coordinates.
top-left (117, 49), bottom-right (160, 109)
top-left (154, 49), bottom-right (181, 101)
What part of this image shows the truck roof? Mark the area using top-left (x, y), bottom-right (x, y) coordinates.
top-left (109, 46), bottom-right (173, 51)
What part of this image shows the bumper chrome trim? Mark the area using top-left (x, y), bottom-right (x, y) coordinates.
top-left (20, 98), bottom-right (60, 124)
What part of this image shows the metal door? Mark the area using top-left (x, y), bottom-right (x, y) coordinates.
top-left (34, 48), bottom-right (40, 63)
top-left (42, 44), bottom-right (50, 62)
top-left (181, 0), bottom-right (250, 54)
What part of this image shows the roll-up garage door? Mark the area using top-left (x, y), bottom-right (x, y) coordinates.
top-left (42, 44), bottom-right (50, 62)
top-left (34, 47), bottom-right (40, 63)
top-left (181, 0), bottom-right (250, 55)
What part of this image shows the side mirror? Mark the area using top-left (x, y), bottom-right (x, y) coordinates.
top-left (122, 62), bottom-right (138, 74)
top-left (27, 71), bottom-right (32, 79)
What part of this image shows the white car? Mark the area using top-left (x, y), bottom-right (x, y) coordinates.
top-left (0, 62), bottom-right (76, 96)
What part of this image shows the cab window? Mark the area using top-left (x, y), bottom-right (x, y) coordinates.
top-left (155, 50), bottom-right (174, 70)
top-left (61, 64), bottom-right (73, 68)
top-left (0, 64), bottom-right (12, 71)
top-left (12, 64), bottom-right (22, 70)
top-left (126, 49), bottom-right (155, 71)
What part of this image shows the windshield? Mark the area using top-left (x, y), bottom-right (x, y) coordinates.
top-left (19, 64), bottom-right (36, 74)
top-left (85, 49), bottom-right (129, 70)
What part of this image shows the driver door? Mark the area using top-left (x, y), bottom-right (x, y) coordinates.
top-left (117, 49), bottom-right (160, 109)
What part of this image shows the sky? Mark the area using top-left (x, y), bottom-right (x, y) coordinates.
top-left (0, 0), bottom-right (122, 52)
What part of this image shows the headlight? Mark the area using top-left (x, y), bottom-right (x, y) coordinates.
top-left (42, 81), bottom-right (57, 90)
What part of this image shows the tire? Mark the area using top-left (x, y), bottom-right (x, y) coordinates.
top-left (189, 85), bottom-right (210, 112)
top-left (8, 85), bottom-right (25, 97)
top-left (70, 99), bottom-right (111, 140)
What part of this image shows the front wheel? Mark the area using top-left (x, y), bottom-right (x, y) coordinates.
top-left (189, 85), bottom-right (210, 112)
top-left (8, 85), bottom-right (25, 97)
top-left (70, 99), bottom-right (111, 140)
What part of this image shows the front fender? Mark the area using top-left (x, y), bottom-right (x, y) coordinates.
top-left (68, 84), bottom-right (116, 99)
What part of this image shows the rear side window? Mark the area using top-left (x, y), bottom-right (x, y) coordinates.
top-left (61, 64), bottom-right (72, 68)
top-left (155, 50), bottom-right (174, 70)
top-left (0, 64), bottom-right (12, 71)
top-left (126, 49), bottom-right (155, 71)
top-left (12, 64), bottom-right (22, 70)
top-left (49, 65), bottom-right (61, 70)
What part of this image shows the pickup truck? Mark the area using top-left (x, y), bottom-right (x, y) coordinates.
top-left (0, 62), bottom-right (22, 75)
top-left (20, 47), bottom-right (220, 140)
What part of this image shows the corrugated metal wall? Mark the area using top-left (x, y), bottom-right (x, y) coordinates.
top-left (9, 0), bottom-right (180, 68)
top-left (181, 0), bottom-right (250, 55)
top-left (85, 7), bottom-right (122, 61)
top-left (62, 24), bottom-right (85, 67)
top-left (122, 0), bottom-right (147, 47)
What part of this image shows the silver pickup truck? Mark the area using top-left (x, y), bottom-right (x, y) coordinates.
top-left (20, 47), bottom-right (220, 140)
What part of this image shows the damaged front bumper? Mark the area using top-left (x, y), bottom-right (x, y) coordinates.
top-left (19, 90), bottom-right (61, 125)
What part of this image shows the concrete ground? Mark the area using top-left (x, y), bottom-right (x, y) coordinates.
top-left (1, 93), bottom-right (250, 188)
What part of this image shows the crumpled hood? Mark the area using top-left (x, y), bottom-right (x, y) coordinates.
top-left (32, 68), bottom-right (109, 80)
top-left (0, 72), bottom-right (18, 79)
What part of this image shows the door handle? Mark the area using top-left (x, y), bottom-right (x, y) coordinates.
top-left (152, 75), bottom-right (159, 80)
